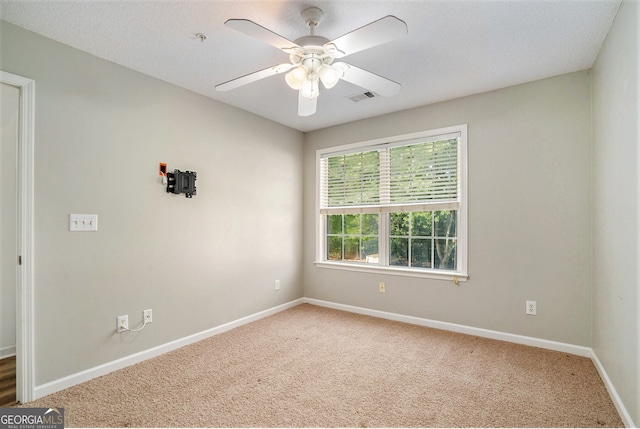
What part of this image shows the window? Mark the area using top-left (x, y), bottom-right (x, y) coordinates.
top-left (316, 125), bottom-right (467, 280)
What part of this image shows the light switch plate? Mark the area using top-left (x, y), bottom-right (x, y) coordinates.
top-left (69, 214), bottom-right (98, 231)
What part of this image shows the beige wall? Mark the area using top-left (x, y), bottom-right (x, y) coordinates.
top-left (0, 21), bottom-right (304, 385)
top-left (592, 0), bottom-right (639, 425)
top-left (304, 71), bottom-right (593, 347)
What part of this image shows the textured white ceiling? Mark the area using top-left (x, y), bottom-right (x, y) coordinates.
top-left (0, 0), bottom-right (621, 132)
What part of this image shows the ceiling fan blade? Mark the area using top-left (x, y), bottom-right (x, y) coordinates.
top-left (298, 92), bottom-right (317, 116)
top-left (215, 63), bottom-right (294, 92)
top-left (324, 16), bottom-right (407, 58)
top-left (335, 62), bottom-right (401, 97)
top-left (225, 19), bottom-right (301, 52)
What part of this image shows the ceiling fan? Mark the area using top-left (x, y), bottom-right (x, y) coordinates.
top-left (215, 7), bottom-right (408, 116)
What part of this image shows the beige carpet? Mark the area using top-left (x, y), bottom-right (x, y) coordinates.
top-left (18, 304), bottom-right (623, 427)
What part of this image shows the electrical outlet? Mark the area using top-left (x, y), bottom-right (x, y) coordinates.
top-left (526, 300), bottom-right (537, 315)
top-left (116, 315), bottom-right (129, 332)
top-left (379, 282), bottom-right (386, 293)
top-left (143, 309), bottom-right (152, 324)
top-left (275, 280), bottom-right (280, 290)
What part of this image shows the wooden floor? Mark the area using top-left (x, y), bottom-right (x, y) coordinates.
top-left (0, 356), bottom-right (16, 407)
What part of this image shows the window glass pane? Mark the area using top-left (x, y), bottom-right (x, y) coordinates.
top-left (362, 236), bottom-right (379, 264)
top-left (327, 215), bottom-right (342, 234)
top-left (411, 238), bottom-right (432, 268)
top-left (390, 237), bottom-right (408, 266)
top-left (327, 236), bottom-right (342, 261)
top-left (390, 212), bottom-right (409, 236)
top-left (411, 211), bottom-right (432, 236)
top-left (344, 237), bottom-right (360, 261)
top-left (326, 214), bottom-right (379, 264)
top-left (434, 210), bottom-right (457, 237)
top-left (344, 214), bottom-right (360, 235)
top-left (434, 238), bottom-right (456, 270)
top-left (362, 214), bottom-right (379, 235)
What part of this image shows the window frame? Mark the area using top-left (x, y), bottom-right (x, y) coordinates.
top-left (315, 124), bottom-right (468, 281)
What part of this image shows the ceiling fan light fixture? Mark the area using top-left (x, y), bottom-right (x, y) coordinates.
top-left (285, 66), bottom-right (307, 90)
top-left (318, 64), bottom-right (342, 89)
top-left (301, 74), bottom-right (319, 99)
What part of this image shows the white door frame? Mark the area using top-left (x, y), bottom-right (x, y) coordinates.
top-left (1, 71), bottom-right (35, 403)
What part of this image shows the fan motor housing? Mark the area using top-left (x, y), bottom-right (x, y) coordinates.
top-left (293, 35), bottom-right (330, 51)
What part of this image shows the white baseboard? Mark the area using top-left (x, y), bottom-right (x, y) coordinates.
top-left (303, 298), bottom-right (592, 356)
top-left (0, 345), bottom-right (16, 359)
top-left (34, 298), bottom-right (304, 400)
top-left (590, 350), bottom-right (636, 428)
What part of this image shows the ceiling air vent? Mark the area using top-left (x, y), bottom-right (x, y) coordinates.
top-left (348, 91), bottom-right (376, 103)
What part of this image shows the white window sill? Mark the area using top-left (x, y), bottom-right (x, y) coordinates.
top-left (314, 261), bottom-right (468, 282)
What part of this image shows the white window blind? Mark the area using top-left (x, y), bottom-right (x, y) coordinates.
top-left (320, 133), bottom-right (460, 214)
top-left (389, 138), bottom-right (458, 203)
top-left (320, 149), bottom-right (380, 208)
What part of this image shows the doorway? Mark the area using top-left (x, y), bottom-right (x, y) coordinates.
top-left (0, 71), bottom-right (35, 404)
top-left (0, 82), bottom-right (19, 406)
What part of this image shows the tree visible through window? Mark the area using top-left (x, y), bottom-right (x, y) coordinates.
top-left (389, 211), bottom-right (457, 269)
top-left (327, 214), bottom-right (379, 262)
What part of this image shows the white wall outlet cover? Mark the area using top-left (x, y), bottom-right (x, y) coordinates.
top-left (116, 315), bottom-right (128, 333)
top-left (526, 300), bottom-right (537, 315)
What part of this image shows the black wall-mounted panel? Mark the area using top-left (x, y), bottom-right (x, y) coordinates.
top-left (166, 169), bottom-right (197, 198)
